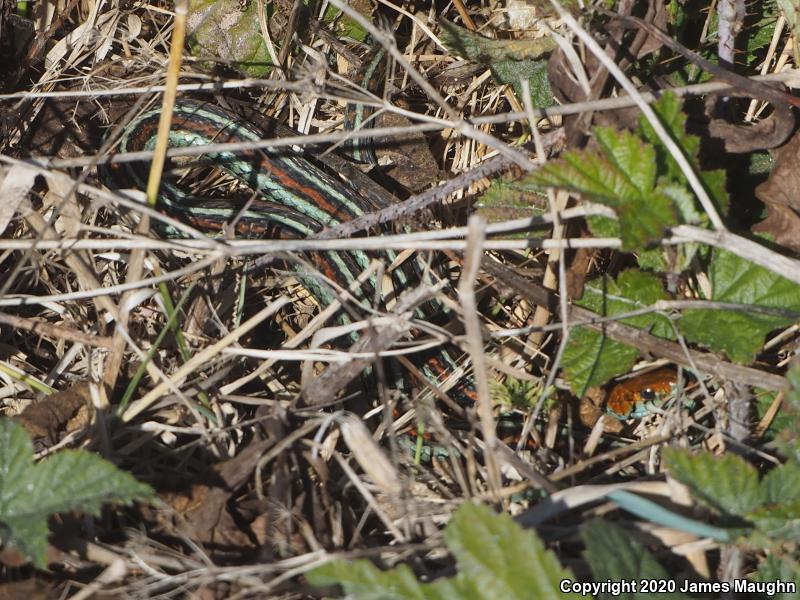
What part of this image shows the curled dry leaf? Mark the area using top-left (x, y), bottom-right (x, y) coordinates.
top-left (12, 382), bottom-right (97, 447)
top-left (754, 129), bottom-right (800, 252)
top-left (704, 92), bottom-right (795, 154)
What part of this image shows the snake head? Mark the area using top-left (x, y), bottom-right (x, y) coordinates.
top-left (605, 368), bottom-right (678, 420)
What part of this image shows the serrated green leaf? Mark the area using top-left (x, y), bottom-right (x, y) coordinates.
top-left (638, 93), bottom-right (699, 179)
top-left (755, 554), bottom-right (800, 600)
top-left (440, 20), bottom-right (556, 62)
top-left (637, 92), bottom-right (729, 215)
top-left (0, 419), bottom-right (154, 568)
top-left (475, 177), bottom-right (547, 225)
top-left (308, 502), bottom-right (582, 599)
top-left (582, 521), bottom-right (692, 600)
top-left (528, 129), bottom-right (677, 249)
top-left (17, 450), bottom-right (153, 519)
top-left (439, 20), bottom-right (555, 109)
top-left (747, 499), bottom-right (800, 541)
top-left (636, 247), bottom-right (669, 271)
top-left (585, 214), bottom-right (620, 239)
top-left (445, 503), bottom-right (578, 598)
top-left (563, 329), bottom-right (639, 397)
top-left (679, 249), bottom-right (800, 363)
top-left (562, 271), bottom-right (673, 395)
top-left (661, 184), bottom-right (703, 225)
top-left (188, 0), bottom-right (272, 77)
top-left (679, 310), bottom-right (790, 364)
top-left (664, 448), bottom-right (763, 517)
top-left (582, 270), bottom-right (673, 335)
top-left (0, 416), bottom-right (34, 489)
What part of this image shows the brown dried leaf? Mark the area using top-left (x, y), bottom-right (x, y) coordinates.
top-left (12, 382), bottom-right (96, 446)
top-left (754, 130), bottom-right (800, 252)
top-left (161, 438), bottom-right (273, 560)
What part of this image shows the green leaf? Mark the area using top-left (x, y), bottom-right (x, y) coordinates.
top-left (746, 3), bottom-right (779, 63)
top-left (638, 92), bottom-right (729, 214)
top-left (679, 310), bottom-right (788, 364)
top-left (754, 554), bottom-right (800, 600)
top-left (754, 389), bottom-right (794, 441)
top-left (439, 20), bottom-right (556, 62)
top-left (661, 184), bottom-right (703, 225)
top-left (636, 247), bottom-right (669, 271)
top-left (747, 500), bottom-right (800, 541)
top-left (0, 419), bottom-right (154, 567)
top-left (188, 0), bottom-right (272, 77)
top-left (664, 448), bottom-right (763, 517)
top-left (491, 58), bottom-right (552, 109)
top-left (761, 459), bottom-right (800, 504)
top-left (562, 270), bottom-right (672, 395)
top-left (563, 329), bottom-right (639, 398)
top-left (445, 503), bottom-right (577, 598)
top-left (750, 151), bottom-right (776, 177)
top-left (439, 20), bottom-right (555, 108)
top-left (475, 177), bottom-right (548, 225)
top-left (585, 214), bottom-right (620, 239)
top-left (528, 128), bottom-right (677, 249)
top-left (638, 93), bottom-right (698, 181)
top-left (322, 4), bottom-right (369, 42)
top-left (679, 249), bottom-right (800, 363)
top-left (582, 521), bottom-right (692, 600)
top-left (777, 364), bottom-right (800, 469)
top-left (699, 168), bottom-right (730, 215)
top-left (308, 502), bottom-right (582, 599)
top-left (308, 559), bottom-right (459, 600)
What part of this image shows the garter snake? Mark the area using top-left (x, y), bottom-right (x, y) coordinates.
top-left (102, 98), bottom-right (477, 412)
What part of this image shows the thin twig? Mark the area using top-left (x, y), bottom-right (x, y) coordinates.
top-left (717, 0), bottom-right (745, 68)
top-left (0, 312), bottom-right (114, 349)
top-left (669, 225), bottom-right (800, 286)
top-left (459, 215), bottom-right (501, 496)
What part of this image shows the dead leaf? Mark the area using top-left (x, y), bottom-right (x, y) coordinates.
top-left (12, 382), bottom-right (97, 446)
top-left (0, 164), bottom-right (37, 236)
top-left (578, 386), bottom-right (624, 434)
top-left (754, 129), bottom-right (800, 252)
top-left (158, 438), bottom-right (273, 562)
